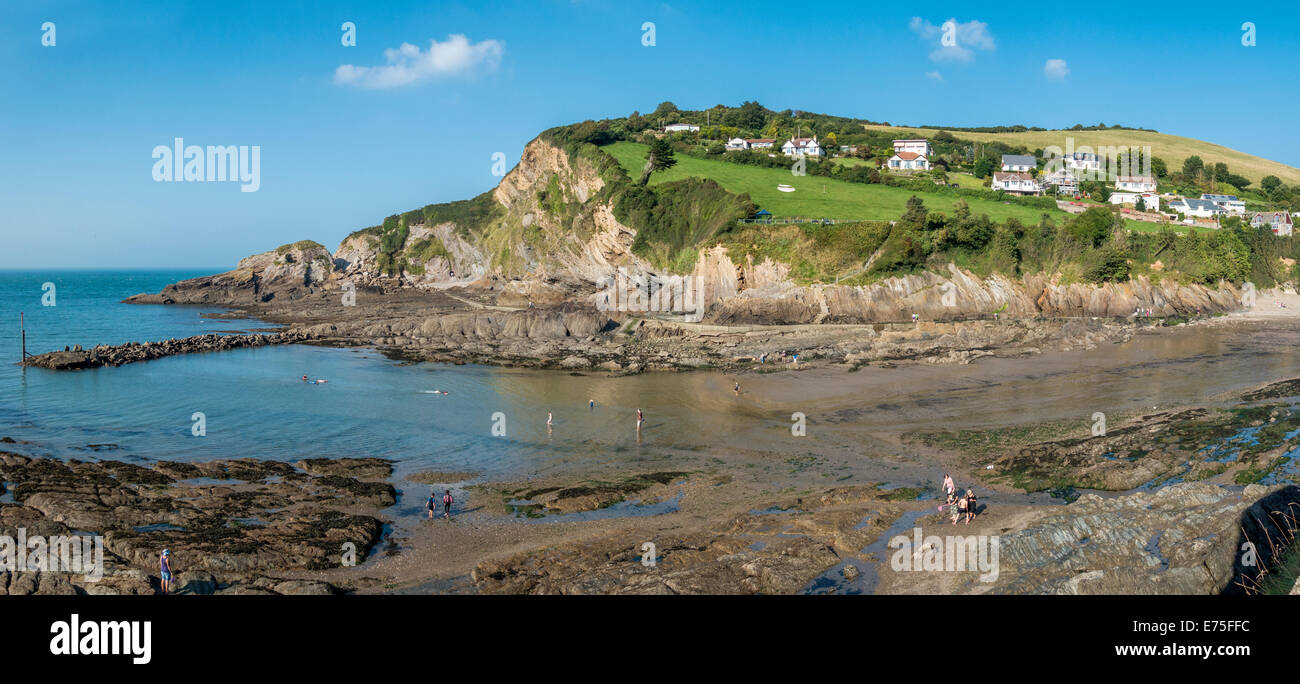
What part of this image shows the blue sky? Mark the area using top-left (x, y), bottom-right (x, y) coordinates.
top-left (2, 0), bottom-right (1298, 268)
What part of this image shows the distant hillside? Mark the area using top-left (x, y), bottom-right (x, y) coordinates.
top-left (863, 124), bottom-right (1300, 187)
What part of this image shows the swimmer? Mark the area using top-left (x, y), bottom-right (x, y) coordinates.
top-left (588, 399), bottom-right (595, 409)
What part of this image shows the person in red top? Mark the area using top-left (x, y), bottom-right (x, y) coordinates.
top-left (442, 490), bottom-right (453, 519)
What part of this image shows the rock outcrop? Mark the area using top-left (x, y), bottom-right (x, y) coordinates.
top-left (945, 483), bottom-right (1300, 595)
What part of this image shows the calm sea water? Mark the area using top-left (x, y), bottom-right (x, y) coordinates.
top-left (0, 270), bottom-right (774, 479)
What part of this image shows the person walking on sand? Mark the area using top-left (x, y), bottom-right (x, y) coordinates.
top-left (953, 493), bottom-right (967, 525)
top-left (964, 490), bottom-right (978, 524)
top-left (160, 549), bottom-right (173, 594)
top-left (442, 490), bottom-right (453, 519)
top-left (943, 473), bottom-right (955, 498)
top-left (426, 490), bottom-right (438, 520)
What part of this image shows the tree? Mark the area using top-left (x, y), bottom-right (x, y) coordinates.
top-left (732, 100), bottom-right (767, 131)
top-left (1182, 155), bottom-right (1204, 179)
top-left (1151, 157), bottom-right (1168, 178)
top-left (640, 137), bottom-right (677, 185)
top-left (1262, 175), bottom-right (1283, 194)
top-left (973, 157), bottom-right (995, 178)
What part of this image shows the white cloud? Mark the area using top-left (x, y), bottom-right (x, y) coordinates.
top-left (909, 17), bottom-right (995, 63)
top-left (334, 34), bottom-right (504, 89)
top-left (1044, 58), bottom-right (1070, 80)
top-left (925, 71), bottom-right (943, 81)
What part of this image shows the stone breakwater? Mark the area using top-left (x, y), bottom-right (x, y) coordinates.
top-left (19, 331), bottom-right (314, 370)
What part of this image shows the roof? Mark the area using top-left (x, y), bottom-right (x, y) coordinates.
top-left (1252, 211), bottom-right (1293, 223)
top-left (893, 151), bottom-right (926, 161)
top-left (1118, 176), bottom-right (1156, 184)
top-left (993, 171), bottom-right (1035, 182)
top-left (745, 138), bottom-right (775, 143)
top-left (1001, 154), bottom-right (1037, 167)
top-left (1201, 194), bottom-right (1241, 202)
top-left (1178, 198), bottom-right (1222, 212)
top-left (893, 139), bottom-right (929, 143)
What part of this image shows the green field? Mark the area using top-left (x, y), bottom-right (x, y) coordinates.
top-left (602, 142), bottom-right (1068, 225)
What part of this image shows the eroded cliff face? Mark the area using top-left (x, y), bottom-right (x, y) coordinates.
top-left (707, 265), bottom-right (1241, 326)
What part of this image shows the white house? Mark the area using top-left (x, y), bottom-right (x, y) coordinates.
top-left (746, 138), bottom-right (776, 149)
top-left (1201, 193), bottom-right (1246, 216)
top-left (1169, 198), bottom-right (1224, 219)
top-left (725, 137), bottom-right (749, 151)
top-left (1110, 191), bottom-right (1160, 211)
top-left (1116, 176), bottom-right (1157, 193)
top-left (782, 136), bottom-right (825, 157)
top-left (1044, 169), bottom-right (1079, 194)
top-left (1001, 154), bottom-right (1036, 173)
top-left (888, 150), bottom-right (930, 171)
top-left (1062, 152), bottom-right (1102, 173)
top-left (663, 123), bottom-right (700, 133)
top-left (991, 171), bottom-right (1041, 195)
top-left (893, 139), bottom-right (933, 157)
top-left (1251, 211), bottom-right (1294, 236)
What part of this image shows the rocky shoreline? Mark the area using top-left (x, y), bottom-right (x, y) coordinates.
top-left (0, 453), bottom-right (392, 595)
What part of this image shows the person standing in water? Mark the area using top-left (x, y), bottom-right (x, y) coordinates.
top-left (442, 490), bottom-right (453, 518)
top-left (733, 381), bottom-right (740, 395)
top-left (588, 399), bottom-right (595, 409)
top-left (547, 412), bottom-right (553, 427)
top-left (160, 549), bottom-right (173, 595)
top-left (426, 490), bottom-right (437, 520)
top-left (943, 473), bottom-right (955, 498)
top-left (637, 408), bottom-right (643, 431)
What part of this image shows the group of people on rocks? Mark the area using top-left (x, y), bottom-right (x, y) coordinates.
top-left (941, 473), bottom-right (978, 525)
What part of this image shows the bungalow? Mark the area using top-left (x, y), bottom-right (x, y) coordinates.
top-left (746, 138), bottom-right (776, 149)
top-left (663, 123), bottom-right (700, 133)
top-left (893, 139), bottom-right (932, 158)
top-left (1168, 198), bottom-right (1224, 219)
top-left (1251, 211), bottom-right (1294, 236)
top-left (1110, 191), bottom-right (1160, 211)
top-left (725, 137), bottom-right (749, 151)
top-left (991, 171), bottom-right (1041, 196)
top-left (782, 136), bottom-right (825, 158)
top-left (888, 150), bottom-right (930, 171)
top-left (1001, 154), bottom-right (1036, 173)
top-left (1116, 176), bottom-right (1157, 193)
top-left (1201, 193), bottom-right (1246, 216)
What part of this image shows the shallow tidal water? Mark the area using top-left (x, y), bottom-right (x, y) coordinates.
top-left (4, 271), bottom-right (1300, 486)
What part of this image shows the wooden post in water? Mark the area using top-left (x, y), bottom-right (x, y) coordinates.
top-left (20, 312), bottom-right (27, 360)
